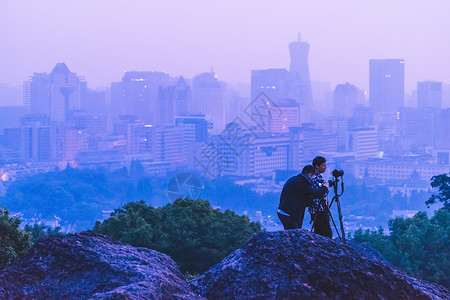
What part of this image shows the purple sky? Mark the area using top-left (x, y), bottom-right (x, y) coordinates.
top-left (1, 0), bottom-right (449, 92)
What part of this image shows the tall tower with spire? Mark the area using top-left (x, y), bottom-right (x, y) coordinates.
top-left (288, 33), bottom-right (312, 106)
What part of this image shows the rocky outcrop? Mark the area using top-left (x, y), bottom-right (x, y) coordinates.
top-left (0, 231), bottom-right (200, 299)
top-left (190, 229), bottom-right (449, 299)
top-left (1, 229), bottom-right (448, 299)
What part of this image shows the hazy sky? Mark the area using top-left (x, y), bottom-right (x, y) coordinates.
top-left (1, 0), bottom-right (449, 92)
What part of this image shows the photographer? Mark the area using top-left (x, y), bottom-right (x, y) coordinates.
top-left (309, 156), bottom-right (333, 239)
top-left (278, 165), bottom-right (328, 230)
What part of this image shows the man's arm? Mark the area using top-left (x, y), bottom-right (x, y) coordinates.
top-left (303, 180), bottom-right (328, 206)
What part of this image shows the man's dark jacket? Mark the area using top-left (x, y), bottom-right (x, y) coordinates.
top-left (278, 173), bottom-right (328, 226)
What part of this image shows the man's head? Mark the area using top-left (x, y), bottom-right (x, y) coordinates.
top-left (301, 165), bottom-right (316, 179)
top-left (312, 156), bottom-right (327, 174)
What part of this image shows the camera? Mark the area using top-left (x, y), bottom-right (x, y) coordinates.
top-left (332, 169), bottom-right (344, 178)
top-left (328, 169), bottom-right (344, 188)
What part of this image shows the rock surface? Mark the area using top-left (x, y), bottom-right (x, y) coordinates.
top-left (190, 229), bottom-right (449, 299)
top-left (0, 231), bottom-right (200, 299)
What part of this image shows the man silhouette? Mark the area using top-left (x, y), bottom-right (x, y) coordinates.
top-left (277, 165), bottom-right (328, 230)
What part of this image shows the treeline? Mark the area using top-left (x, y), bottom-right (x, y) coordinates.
top-left (1, 166), bottom-right (154, 230)
top-left (352, 208), bottom-right (449, 287)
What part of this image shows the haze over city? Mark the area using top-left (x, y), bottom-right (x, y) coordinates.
top-left (1, 0), bottom-right (450, 92)
top-left (0, 1), bottom-right (450, 296)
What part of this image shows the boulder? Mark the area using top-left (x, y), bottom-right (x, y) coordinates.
top-left (0, 231), bottom-right (200, 299)
top-left (190, 229), bottom-right (449, 299)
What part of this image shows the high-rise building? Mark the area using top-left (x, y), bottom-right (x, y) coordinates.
top-left (82, 88), bottom-right (107, 116)
top-left (333, 83), bottom-right (358, 118)
top-left (417, 81), bottom-right (442, 109)
top-left (127, 124), bottom-right (186, 166)
top-left (350, 104), bottom-right (374, 129)
top-left (322, 116), bottom-right (348, 151)
top-left (24, 63), bottom-right (86, 122)
top-left (192, 72), bottom-right (226, 134)
top-left (175, 114), bottom-right (210, 169)
top-left (369, 59), bottom-right (405, 113)
top-left (115, 71), bottom-right (170, 124)
top-left (268, 98), bottom-right (300, 133)
top-left (288, 124), bottom-right (325, 163)
top-left (175, 114), bottom-right (209, 143)
top-left (64, 127), bottom-right (88, 161)
top-left (347, 127), bottom-right (378, 159)
top-left (251, 69), bottom-right (290, 102)
top-left (440, 109), bottom-right (450, 149)
top-left (158, 77), bottom-right (192, 125)
top-left (208, 132), bottom-right (290, 177)
top-left (21, 122), bottom-right (51, 161)
top-left (398, 107), bottom-right (441, 149)
top-left (289, 33), bottom-right (312, 105)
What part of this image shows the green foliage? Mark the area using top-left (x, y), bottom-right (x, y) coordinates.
top-left (24, 224), bottom-right (64, 244)
top-left (351, 208), bottom-right (450, 288)
top-left (426, 173), bottom-right (450, 209)
top-left (0, 206), bottom-right (32, 268)
top-left (94, 198), bottom-right (262, 274)
top-left (1, 168), bottom-right (155, 230)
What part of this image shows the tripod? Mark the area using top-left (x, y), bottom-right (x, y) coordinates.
top-left (311, 176), bottom-right (346, 244)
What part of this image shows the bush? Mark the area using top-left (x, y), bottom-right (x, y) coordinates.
top-left (94, 198), bottom-right (262, 274)
top-left (0, 206), bottom-right (32, 268)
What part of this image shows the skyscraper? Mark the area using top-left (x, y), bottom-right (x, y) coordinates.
top-left (369, 59), bottom-right (405, 113)
top-left (417, 81), bottom-right (442, 109)
top-left (268, 98), bottom-right (300, 133)
top-left (333, 82), bottom-right (358, 118)
top-left (24, 63), bottom-right (85, 122)
top-left (250, 69), bottom-right (290, 102)
top-left (192, 72), bottom-right (226, 133)
top-left (289, 33), bottom-right (312, 105)
top-left (117, 71), bottom-right (170, 124)
top-left (158, 76), bottom-right (192, 125)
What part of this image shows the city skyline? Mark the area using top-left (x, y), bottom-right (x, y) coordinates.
top-left (1, 1), bottom-right (449, 93)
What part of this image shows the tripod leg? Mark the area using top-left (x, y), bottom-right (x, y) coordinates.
top-left (336, 199), bottom-right (346, 245)
top-left (310, 212), bottom-right (318, 232)
top-left (327, 208), bottom-right (342, 242)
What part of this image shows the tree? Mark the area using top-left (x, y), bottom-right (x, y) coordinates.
top-left (351, 209), bottom-right (450, 288)
top-left (24, 224), bottom-right (63, 244)
top-left (426, 173), bottom-right (450, 209)
top-left (0, 206), bottom-right (32, 268)
top-left (94, 198), bottom-right (262, 274)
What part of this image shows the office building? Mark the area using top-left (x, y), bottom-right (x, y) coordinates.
top-left (24, 63), bottom-right (86, 122)
top-left (353, 157), bottom-right (449, 182)
top-left (127, 124), bottom-right (186, 167)
top-left (369, 59), bottom-right (405, 113)
top-left (333, 83), bottom-right (358, 118)
top-left (350, 104), bottom-right (374, 129)
top-left (158, 77), bottom-right (192, 125)
top-left (417, 81), bottom-right (442, 109)
top-left (347, 127), bottom-right (378, 159)
top-left (268, 98), bottom-right (300, 133)
top-left (192, 72), bottom-right (226, 133)
top-left (114, 71), bottom-right (170, 124)
top-left (397, 107), bottom-right (440, 149)
top-left (208, 133), bottom-right (290, 177)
